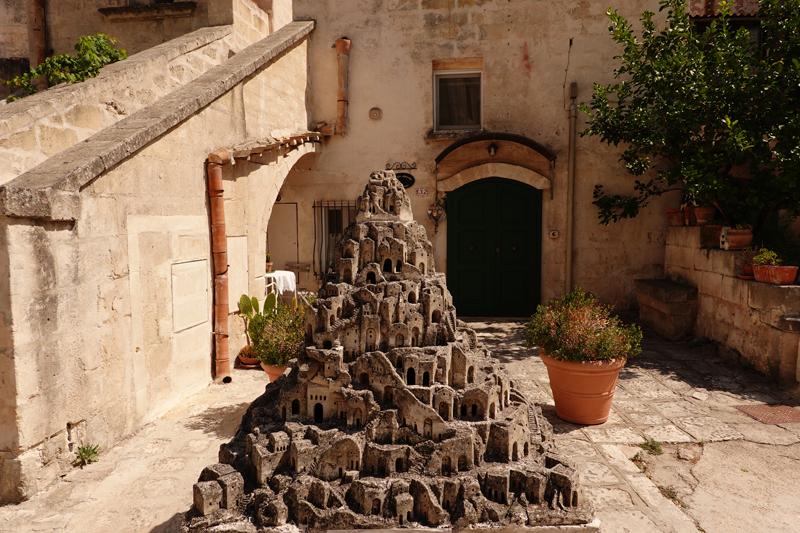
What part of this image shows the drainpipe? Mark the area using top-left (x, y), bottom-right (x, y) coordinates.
top-left (317, 38), bottom-right (351, 137)
top-left (207, 149), bottom-right (232, 383)
top-left (566, 82), bottom-right (577, 294)
top-left (30, 0), bottom-right (47, 92)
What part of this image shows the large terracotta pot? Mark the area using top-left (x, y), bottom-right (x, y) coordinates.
top-left (666, 210), bottom-right (684, 226)
top-left (540, 352), bottom-right (625, 425)
top-left (693, 206), bottom-right (717, 225)
top-left (260, 362), bottom-right (288, 382)
top-left (753, 265), bottom-right (798, 285)
top-left (725, 229), bottom-right (753, 249)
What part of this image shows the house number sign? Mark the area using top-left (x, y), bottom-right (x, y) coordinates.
top-left (415, 188), bottom-right (428, 195)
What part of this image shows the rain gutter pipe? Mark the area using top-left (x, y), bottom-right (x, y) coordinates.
top-left (207, 149), bottom-right (232, 383)
top-left (566, 82), bottom-right (577, 294)
top-left (317, 38), bottom-right (351, 136)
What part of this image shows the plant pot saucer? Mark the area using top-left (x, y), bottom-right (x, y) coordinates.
top-left (737, 275), bottom-right (755, 281)
top-left (236, 353), bottom-right (262, 369)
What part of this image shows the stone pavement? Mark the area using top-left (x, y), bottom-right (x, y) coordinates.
top-left (2, 320), bottom-right (800, 533)
top-left (469, 319), bottom-right (800, 533)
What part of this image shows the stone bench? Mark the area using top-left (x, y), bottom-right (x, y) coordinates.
top-left (634, 279), bottom-right (698, 340)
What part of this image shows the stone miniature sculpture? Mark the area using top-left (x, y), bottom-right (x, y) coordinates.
top-left (185, 171), bottom-right (592, 531)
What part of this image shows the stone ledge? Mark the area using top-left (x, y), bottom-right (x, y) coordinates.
top-left (778, 316), bottom-right (800, 333)
top-left (633, 279), bottom-right (697, 303)
top-left (0, 21), bottom-right (314, 221)
top-left (0, 24), bottom-right (233, 140)
top-left (98, 2), bottom-right (197, 21)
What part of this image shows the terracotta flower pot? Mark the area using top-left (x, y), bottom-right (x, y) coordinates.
top-left (260, 362), bottom-right (288, 382)
top-left (693, 206), bottom-right (716, 225)
top-left (237, 346), bottom-right (261, 367)
top-left (725, 229), bottom-right (753, 249)
top-left (540, 352), bottom-right (625, 425)
top-left (265, 262), bottom-right (274, 272)
top-left (742, 264), bottom-right (753, 276)
top-left (683, 206), bottom-right (697, 226)
top-left (666, 210), bottom-right (684, 226)
top-left (753, 265), bottom-right (798, 285)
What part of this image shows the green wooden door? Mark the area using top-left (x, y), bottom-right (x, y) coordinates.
top-left (447, 178), bottom-right (542, 317)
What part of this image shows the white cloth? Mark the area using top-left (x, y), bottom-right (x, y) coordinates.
top-left (265, 270), bottom-right (296, 296)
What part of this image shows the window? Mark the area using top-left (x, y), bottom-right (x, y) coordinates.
top-left (434, 71), bottom-right (482, 130)
top-left (313, 200), bottom-right (356, 278)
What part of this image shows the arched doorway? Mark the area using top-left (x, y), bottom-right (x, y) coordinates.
top-left (446, 177), bottom-right (542, 316)
top-left (314, 403), bottom-right (323, 423)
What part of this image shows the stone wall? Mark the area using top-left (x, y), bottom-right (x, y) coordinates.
top-left (282, 0), bottom-right (672, 306)
top-left (665, 226), bottom-right (800, 388)
top-left (0, 21), bottom-right (315, 504)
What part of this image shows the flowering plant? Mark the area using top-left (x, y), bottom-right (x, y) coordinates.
top-left (526, 288), bottom-right (642, 363)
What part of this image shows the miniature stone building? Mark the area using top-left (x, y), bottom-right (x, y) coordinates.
top-left (184, 172), bottom-right (592, 531)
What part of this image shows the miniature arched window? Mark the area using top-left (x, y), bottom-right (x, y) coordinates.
top-left (383, 259), bottom-right (393, 272)
top-left (396, 333), bottom-right (404, 347)
top-left (314, 403), bottom-right (324, 423)
top-left (489, 403), bottom-right (496, 418)
top-left (453, 403), bottom-right (458, 419)
top-left (396, 457), bottom-right (404, 472)
top-left (524, 442), bottom-right (529, 457)
top-left (424, 418), bottom-right (432, 437)
top-left (292, 399), bottom-right (300, 415)
top-left (439, 403), bottom-right (449, 420)
top-left (343, 268), bottom-right (352, 280)
top-left (330, 315), bottom-right (335, 326)
top-left (419, 262), bottom-right (425, 274)
top-left (407, 367), bottom-right (416, 385)
top-left (512, 442), bottom-right (519, 461)
top-left (431, 310), bottom-right (441, 323)
top-left (458, 455), bottom-right (467, 471)
top-left (282, 407), bottom-right (286, 420)
top-left (339, 467), bottom-right (343, 478)
top-left (460, 404), bottom-right (467, 418)
top-left (471, 404), bottom-right (477, 417)
top-left (323, 340), bottom-right (332, 349)
top-left (467, 366), bottom-right (474, 383)
top-left (367, 272), bottom-right (376, 284)
top-left (360, 373), bottom-right (369, 384)
top-left (356, 460), bottom-right (360, 469)
top-left (423, 371), bottom-right (430, 386)
top-left (412, 327), bottom-right (420, 347)
top-left (442, 455), bottom-right (451, 473)
top-left (337, 308), bottom-right (341, 319)
top-left (384, 386), bottom-right (393, 403)
top-left (396, 259), bottom-right (402, 271)
top-left (408, 292), bottom-right (417, 303)
top-left (505, 390), bottom-right (509, 407)
top-left (396, 356), bottom-right (403, 369)
top-left (407, 512), bottom-right (412, 522)
top-left (372, 499), bottom-right (381, 515)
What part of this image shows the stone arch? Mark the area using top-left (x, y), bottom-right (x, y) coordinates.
top-left (412, 327), bottom-right (420, 347)
top-left (458, 455), bottom-right (467, 471)
top-left (407, 367), bottom-right (416, 385)
top-left (323, 340), bottom-right (332, 349)
top-left (512, 441), bottom-right (518, 461)
top-left (422, 371), bottom-right (430, 386)
top-left (437, 162), bottom-right (552, 194)
top-left (431, 310), bottom-right (441, 323)
top-left (419, 262), bottom-right (426, 274)
top-left (367, 272), bottom-right (376, 284)
top-left (360, 373), bottom-right (369, 384)
top-left (372, 498), bottom-right (381, 515)
top-left (396, 333), bottom-right (405, 347)
top-left (383, 258), bottom-right (393, 272)
top-left (424, 418), bottom-right (432, 437)
top-left (396, 259), bottom-right (403, 271)
top-left (291, 399), bottom-right (300, 415)
top-left (314, 403), bottom-right (323, 423)
top-left (442, 455), bottom-right (451, 473)
top-left (439, 402), bottom-right (450, 420)
top-left (408, 292), bottom-right (417, 303)
top-left (460, 404), bottom-right (467, 417)
top-left (396, 457), bottom-right (404, 472)
top-left (467, 366), bottom-right (474, 383)
top-left (396, 356), bottom-right (403, 369)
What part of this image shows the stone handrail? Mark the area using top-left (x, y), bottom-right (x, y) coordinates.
top-left (0, 20), bottom-right (315, 222)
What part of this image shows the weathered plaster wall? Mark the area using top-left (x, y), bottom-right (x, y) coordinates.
top-left (665, 227), bottom-right (800, 388)
top-left (288, 0), bottom-right (671, 308)
top-left (0, 22), bottom-right (313, 503)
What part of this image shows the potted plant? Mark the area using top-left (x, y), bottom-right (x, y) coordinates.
top-left (238, 293), bottom-right (279, 376)
top-left (725, 224), bottom-right (753, 249)
top-left (751, 249), bottom-right (798, 285)
top-left (526, 288), bottom-right (642, 424)
top-left (666, 209), bottom-right (684, 226)
top-left (265, 253), bottom-right (274, 273)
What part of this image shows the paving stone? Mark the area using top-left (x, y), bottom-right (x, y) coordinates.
top-left (675, 417), bottom-right (743, 442)
top-left (594, 509), bottom-right (663, 533)
top-left (691, 391), bottom-right (709, 401)
top-left (620, 380), bottom-right (679, 400)
top-left (728, 423), bottom-right (800, 445)
top-left (582, 426), bottom-right (644, 444)
top-left (642, 425), bottom-right (693, 443)
top-left (555, 438), bottom-right (600, 460)
top-left (612, 399), bottom-right (654, 413)
top-left (600, 445), bottom-right (642, 475)
top-left (651, 400), bottom-right (708, 418)
top-left (627, 413), bottom-right (672, 426)
top-left (585, 487), bottom-right (636, 510)
top-left (579, 462), bottom-right (621, 485)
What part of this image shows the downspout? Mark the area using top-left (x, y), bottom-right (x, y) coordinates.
top-left (207, 149), bottom-right (232, 383)
top-left (566, 82), bottom-right (577, 294)
top-left (31, 0), bottom-right (47, 92)
top-left (317, 38), bottom-right (351, 136)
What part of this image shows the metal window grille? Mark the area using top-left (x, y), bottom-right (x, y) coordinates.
top-left (313, 200), bottom-right (357, 278)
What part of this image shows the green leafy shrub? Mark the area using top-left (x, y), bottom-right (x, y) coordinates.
top-left (239, 293), bottom-right (305, 367)
top-left (526, 288), bottom-right (642, 363)
top-left (2, 34), bottom-right (126, 99)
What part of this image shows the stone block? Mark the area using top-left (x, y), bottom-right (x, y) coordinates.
top-left (694, 249), bottom-right (713, 273)
top-left (634, 279), bottom-right (697, 303)
top-left (194, 480), bottom-right (223, 516)
top-left (200, 462), bottom-right (237, 482)
top-left (700, 271), bottom-right (723, 298)
top-left (636, 292), bottom-right (694, 317)
top-left (218, 471), bottom-right (244, 509)
top-left (748, 283), bottom-right (800, 328)
top-left (719, 275), bottom-right (747, 305)
top-left (664, 244), bottom-right (695, 270)
top-left (666, 226), bottom-right (701, 248)
top-left (639, 304), bottom-right (695, 341)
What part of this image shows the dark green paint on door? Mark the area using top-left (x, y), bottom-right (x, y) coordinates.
top-left (447, 178), bottom-right (542, 317)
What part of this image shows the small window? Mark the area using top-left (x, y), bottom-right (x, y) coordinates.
top-left (313, 200), bottom-right (357, 277)
top-left (434, 71), bottom-right (482, 131)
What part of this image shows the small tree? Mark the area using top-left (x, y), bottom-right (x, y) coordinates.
top-left (582, 0), bottom-right (800, 233)
top-left (2, 34), bottom-right (126, 99)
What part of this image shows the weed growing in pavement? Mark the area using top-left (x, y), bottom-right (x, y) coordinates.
top-left (639, 437), bottom-right (663, 455)
top-left (74, 443), bottom-right (100, 467)
top-left (658, 484), bottom-right (684, 506)
top-left (631, 451), bottom-right (648, 473)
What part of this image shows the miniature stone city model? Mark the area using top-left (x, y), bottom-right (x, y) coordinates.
top-left (187, 172), bottom-right (591, 531)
